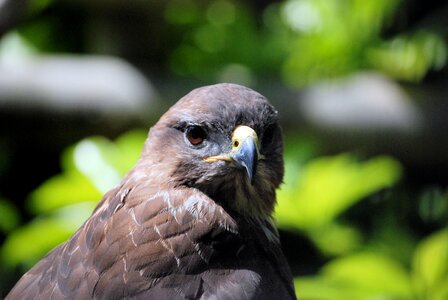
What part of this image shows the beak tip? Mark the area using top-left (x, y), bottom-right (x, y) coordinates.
top-left (232, 137), bottom-right (258, 185)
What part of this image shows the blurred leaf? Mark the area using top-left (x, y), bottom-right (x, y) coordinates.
top-left (113, 130), bottom-right (147, 174)
top-left (276, 154), bottom-right (402, 231)
top-left (28, 131), bottom-right (146, 215)
top-left (168, 0), bottom-right (290, 80)
top-left (64, 134), bottom-right (141, 193)
top-left (322, 252), bottom-right (413, 297)
top-left (0, 202), bottom-right (95, 269)
top-left (71, 137), bottom-right (123, 193)
top-left (166, 0), bottom-right (446, 85)
top-left (295, 234), bottom-right (448, 300)
top-left (27, 172), bottom-right (101, 214)
top-left (18, 19), bottom-right (57, 53)
top-left (367, 31), bottom-right (447, 82)
top-left (165, 0), bottom-right (201, 25)
top-left (281, 0), bottom-right (400, 87)
top-left (308, 223), bottom-right (362, 256)
top-left (0, 199), bottom-right (20, 233)
top-left (412, 229), bottom-right (448, 299)
top-left (295, 252), bottom-right (414, 299)
top-left (29, 0), bottom-right (54, 14)
top-left (3, 131), bottom-right (147, 269)
top-left (419, 187), bottom-right (448, 224)
top-left (295, 276), bottom-right (367, 300)
top-left (74, 132), bottom-right (145, 182)
top-left (367, 217), bottom-right (417, 268)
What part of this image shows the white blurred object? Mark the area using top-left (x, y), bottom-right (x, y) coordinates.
top-left (299, 72), bottom-right (423, 132)
top-left (0, 52), bottom-right (157, 116)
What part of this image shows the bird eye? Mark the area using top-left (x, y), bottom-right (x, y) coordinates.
top-left (185, 125), bottom-right (207, 146)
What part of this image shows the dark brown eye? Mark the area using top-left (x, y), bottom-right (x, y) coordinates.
top-left (185, 125), bottom-right (207, 146)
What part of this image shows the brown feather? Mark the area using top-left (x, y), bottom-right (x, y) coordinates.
top-left (7, 83), bottom-right (295, 300)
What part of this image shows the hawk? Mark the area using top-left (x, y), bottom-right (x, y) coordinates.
top-left (7, 83), bottom-right (296, 299)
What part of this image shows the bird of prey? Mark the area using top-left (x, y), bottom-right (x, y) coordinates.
top-left (7, 83), bottom-right (296, 299)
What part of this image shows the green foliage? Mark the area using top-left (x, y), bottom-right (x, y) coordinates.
top-left (165, 0), bottom-right (446, 87)
top-left (0, 130), bottom-right (147, 270)
top-left (296, 252), bottom-right (413, 300)
top-left (27, 172), bottom-right (101, 215)
top-left (28, 130), bottom-right (147, 214)
top-left (413, 229), bottom-right (448, 300)
top-left (0, 203), bottom-right (95, 268)
top-left (0, 199), bottom-right (20, 234)
top-left (166, 0), bottom-right (293, 84)
top-left (2, 0), bottom-right (445, 86)
top-left (29, 0), bottom-right (54, 15)
top-left (295, 229), bottom-right (448, 300)
top-left (276, 143), bottom-right (447, 300)
top-left (277, 154), bottom-right (401, 229)
top-left (276, 154), bottom-right (402, 255)
top-left (367, 31), bottom-right (447, 82)
top-left (418, 187), bottom-right (448, 226)
top-left (281, 0), bottom-right (400, 86)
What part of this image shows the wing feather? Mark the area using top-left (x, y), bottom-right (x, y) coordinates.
top-left (7, 183), bottom-right (241, 299)
top-left (8, 178), bottom-right (295, 300)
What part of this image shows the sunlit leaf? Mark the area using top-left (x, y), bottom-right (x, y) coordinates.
top-left (295, 276), bottom-right (374, 300)
top-left (3, 130), bottom-right (147, 270)
top-left (276, 154), bottom-right (402, 230)
top-left (322, 252), bottom-right (413, 298)
top-left (71, 137), bottom-right (123, 193)
top-left (432, 281), bottom-right (448, 300)
top-left (69, 132), bottom-right (145, 191)
top-left (0, 199), bottom-right (20, 233)
top-left (113, 129), bottom-right (147, 174)
top-left (0, 202), bottom-right (95, 269)
top-left (367, 31), bottom-right (447, 82)
top-left (308, 223), bottom-right (362, 256)
top-left (412, 229), bottom-right (448, 298)
top-left (27, 131), bottom-right (145, 215)
top-left (281, 0), bottom-right (401, 87)
top-left (27, 172), bottom-right (101, 214)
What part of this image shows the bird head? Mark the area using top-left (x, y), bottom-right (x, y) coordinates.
top-left (141, 83), bottom-right (284, 221)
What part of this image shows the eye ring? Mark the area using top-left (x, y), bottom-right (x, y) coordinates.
top-left (185, 125), bottom-right (207, 146)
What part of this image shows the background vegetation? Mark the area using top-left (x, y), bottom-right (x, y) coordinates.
top-left (0, 0), bottom-right (447, 299)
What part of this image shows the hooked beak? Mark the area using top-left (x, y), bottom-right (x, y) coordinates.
top-left (204, 125), bottom-right (259, 184)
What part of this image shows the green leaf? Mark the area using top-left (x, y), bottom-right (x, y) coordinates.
top-left (412, 229), bottom-right (448, 298)
top-left (29, 0), bottom-right (54, 15)
top-left (113, 130), bottom-right (147, 174)
top-left (70, 137), bottom-right (123, 193)
top-left (28, 131), bottom-right (146, 215)
top-left (322, 252), bottom-right (413, 298)
top-left (27, 172), bottom-right (101, 214)
top-left (276, 154), bottom-right (402, 231)
top-left (367, 31), bottom-right (447, 82)
top-left (308, 223), bottom-right (363, 256)
top-left (0, 202), bottom-right (95, 269)
top-left (282, 0), bottom-right (401, 87)
top-left (0, 199), bottom-right (20, 233)
top-left (295, 276), bottom-right (376, 300)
